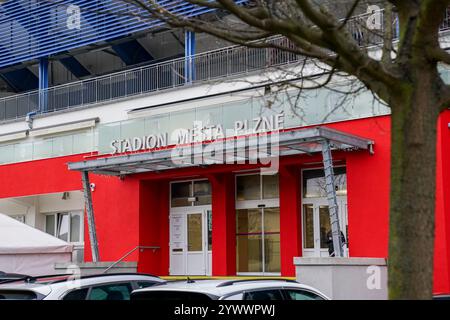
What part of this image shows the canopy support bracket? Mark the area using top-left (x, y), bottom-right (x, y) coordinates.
top-left (321, 140), bottom-right (344, 257)
top-left (81, 171), bottom-right (100, 262)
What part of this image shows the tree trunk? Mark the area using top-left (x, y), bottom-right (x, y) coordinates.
top-left (388, 71), bottom-right (441, 299)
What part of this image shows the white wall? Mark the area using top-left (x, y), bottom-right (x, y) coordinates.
top-left (0, 191), bottom-right (84, 232)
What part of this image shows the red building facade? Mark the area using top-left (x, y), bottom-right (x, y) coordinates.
top-left (1, 113), bottom-right (448, 293)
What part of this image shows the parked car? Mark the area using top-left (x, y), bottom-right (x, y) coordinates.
top-left (131, 278), bottom-right (330, 300)
top-left (0, 273), bottom-right (164, 300)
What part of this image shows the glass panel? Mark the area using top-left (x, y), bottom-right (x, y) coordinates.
top-left (52, 135), bottom-right (73, 157)
top-left (264, 208), bottom-right (280, 233)
top-left (73, 131), bottom-right (94, 154)
top-left (236, 209), bottom-right (262, 234)
top-left (14, 142), bottom-right (33, 162)
top-left (236, 174), bottom-right (260, 201)
top-left (194, 180), bottom-right (211, 205)
top-left (0, 144), bottom-right (15, 164)
top-left (70, 214), bottom-right (81, 243)
top-left (88, 283), bottom-right (132, 300)
top-left (45, 215), bottom-right (55, 236)
top-left (302, 168), bottom-right (347, 198)
top-left (33, 139), bottom-right (53, 160)
top-left (262, 174), bottom-right (279, 199)
top-left (319, 206), bottom-right (331, 249)
top-left (244, 289), bottom-right (283, 300)
top-left (236, 234), bottom-right (262, 273)
top-left (284, 289), bottom-right (324, 301)
top-left (222, 99), bottom-right (253, 131)
top-left (207, 210), bottom-right (212, 251)
top-left (63, 288), bottom-right (89, 300)
top-left (302, 204), bottom-right (314, 249)
top-left (120, 118), bottom-right (145, 141)
top-left (171, 182), bottom-right (192, 207)
top-left (264, 233), bottom-right (280, 272)
top-left (98, 122), bottom-right (121, 154)
top-left (187, 214), bottom-right (203, 252)
top-left (57, 213), bottom-right (69, 242)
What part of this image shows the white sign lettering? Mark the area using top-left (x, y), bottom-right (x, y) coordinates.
top-left (109, 113), bottom-right (285, 155)
top-left (67, 4), bottom-right (81, 30)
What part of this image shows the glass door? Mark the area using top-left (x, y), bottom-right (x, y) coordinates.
top-left (302, 199), bottom-right (348, 257)
top-left (170, 207), bottom-right (212, 276)
top-left (236, 207), bottom-right (281, 275)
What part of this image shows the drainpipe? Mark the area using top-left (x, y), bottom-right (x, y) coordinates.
top-left (26, 58), bottom-right (49, 129)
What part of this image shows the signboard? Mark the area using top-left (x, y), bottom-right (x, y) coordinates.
top-left (109, 113), bottom-right (285, 155)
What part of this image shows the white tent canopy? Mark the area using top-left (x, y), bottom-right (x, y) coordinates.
top-left (0, 213), bottom-right (73, 276)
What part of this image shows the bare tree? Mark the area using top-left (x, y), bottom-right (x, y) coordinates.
top-left (118, 0), bottom-right (450, 299)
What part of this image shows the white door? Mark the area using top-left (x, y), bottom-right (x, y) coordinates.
top-left (302, 198), bottom-right (348, 257)
top-left (170, 207), bottom-right (212, 275)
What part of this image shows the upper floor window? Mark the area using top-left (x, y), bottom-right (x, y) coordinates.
top-left (302, 167), bottom-right (347, 198)
top-left (170, 180), bottom-right (211, 207)
top-left (45, 211), bottom-right (83, 243)
top-left (236, 173), bottom-right (279, 201)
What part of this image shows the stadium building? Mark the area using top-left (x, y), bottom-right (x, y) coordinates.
top-left (0, 1), bottom-right (448, 294)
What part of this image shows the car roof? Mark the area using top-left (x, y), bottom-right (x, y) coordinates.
top-left (132, 279), bottom-right (330, 299)
top-left (0, 273), bottom-right (164, 296)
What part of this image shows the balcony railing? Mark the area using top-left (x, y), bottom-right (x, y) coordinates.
top-left (1, 8), bottom-right (449, 123)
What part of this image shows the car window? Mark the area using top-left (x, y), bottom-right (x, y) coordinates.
top-left (135, 281), bottom-right (159, 289)
top-left (132, 291), bottom-right (214, 301)
top-left (88, 283), bottom-right (133, 301)
top-left (0, 290), bottom-right (38, 300)
top-left (244, 289), bottom-right (283, 300)
top-left (62, 288), bottom-right (89, 300)
top-left (283, 289), bottom-right (325, 300)
top-left (222, 293), bottom-right (244, 300)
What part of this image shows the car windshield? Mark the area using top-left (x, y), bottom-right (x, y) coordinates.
top-left (0, 290), bottom-right (39, 300)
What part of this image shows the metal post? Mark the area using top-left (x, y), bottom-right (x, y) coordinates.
top-left (38, 57), bottom-right (49, 112)
top-left (81, 171), bottom-right (100, 262)
top-left (184, 31), bottom-right (196, 83)
top-left (321, 140), bottom-right (344, 257)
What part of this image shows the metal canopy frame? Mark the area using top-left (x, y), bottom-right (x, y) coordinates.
top-left (71, 126), bottom-right (374, 261)
top-left (68, 126), bottom-right (374, 176)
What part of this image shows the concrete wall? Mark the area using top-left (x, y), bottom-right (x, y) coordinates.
top-left (294, 257), bottom-right (388, 300)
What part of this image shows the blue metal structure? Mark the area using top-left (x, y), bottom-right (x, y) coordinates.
top-left (184, 31), bottom-right (195, 83)
top-left (0, 0), bottom-right (247, 69)
top-left (0, 68), bottom-right (38, 92)
top-left (38, 58), bottom-right (48, 111)
top-left (112, 40), bottom-right (154, 65)
top-left (59, 56), bottom-right (91, 78)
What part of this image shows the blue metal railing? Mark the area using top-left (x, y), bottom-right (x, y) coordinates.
top-left (1, 7), bottom-right (450, 123)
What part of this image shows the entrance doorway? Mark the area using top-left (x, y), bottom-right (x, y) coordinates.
top-left (235, 173), bottom-right (280, 275)
top-left (169, 180), bottom-right (212, 276)
top-left (301, 168), bottom-right (349, 258)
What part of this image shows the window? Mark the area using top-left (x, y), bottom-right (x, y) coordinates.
top-left (303, 167), bottom-right (347, 198)
top-left (62, 288), bottom-right (89, 300)
top-left (135, 281), bottom-right (158, 290)
top-left (282, 289), bottom-right (325, 300)
top-left (88, 283), bottom-right (133, 301)
top-left (171, 180), bottom-right (211, 207)
top-left (222, 293), bottom-right (244, 300)
top-left (236, 173), bottom-right (279, 201)
top-left (0, 290), bottom-right (38, 300)
top-left (45, 212), bottom-right (83, 243)
top-left (244, 289), bottom-right (283, 300)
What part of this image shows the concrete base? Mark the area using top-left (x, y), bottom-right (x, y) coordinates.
top-left (54, 262), bottom-right (138, 276)
top-left (294, 257), bottom-right (387, 300)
